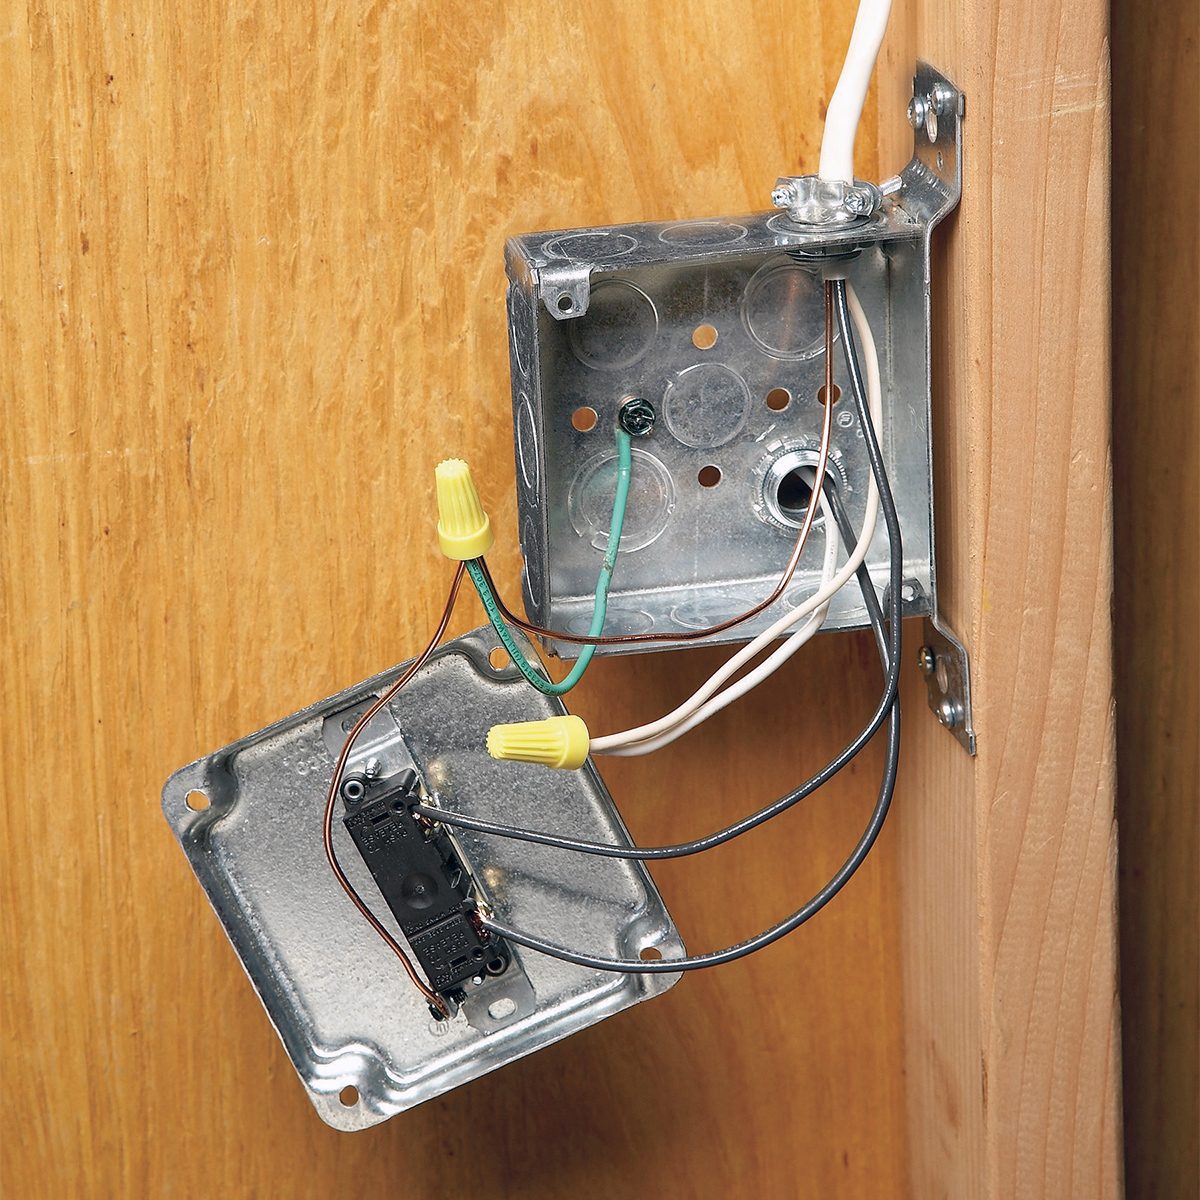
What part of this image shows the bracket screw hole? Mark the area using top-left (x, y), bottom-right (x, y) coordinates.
top-left (487, 997), bottom-right (518, 1020)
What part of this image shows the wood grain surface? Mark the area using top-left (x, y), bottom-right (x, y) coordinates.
top-left (0, 4), bottom-right (909, 1197)
top-left (1112, 0), bottom-right (1200, 1195)
top-left (0, 2), bottom-right (1136, 1198)
top-left (884, 3), bottom-right (1123, 1197)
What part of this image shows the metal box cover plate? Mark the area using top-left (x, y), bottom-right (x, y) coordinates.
top-left (505, 63), bottom-right (962, 658)
top-left (162, 627), bottom-right (682, 1130)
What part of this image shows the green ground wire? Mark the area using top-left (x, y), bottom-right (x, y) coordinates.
top-left (469, 426), bottom-right (632, 696)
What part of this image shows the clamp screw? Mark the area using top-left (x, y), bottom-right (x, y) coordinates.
top-left (364, 757), bottom-right (382, 779)
top-left (843, 189), bottom-right (873, 217)
top-left (619, 397), bottom-right (656, 438)
top-left (917, 645), bottom-right (936, 675)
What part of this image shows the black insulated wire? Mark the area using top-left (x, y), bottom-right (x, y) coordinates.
top-left (476, 279), bottom-right (904, 973)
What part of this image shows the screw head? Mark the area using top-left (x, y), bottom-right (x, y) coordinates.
top-left (843, 188), bottom-right (873, 217)
top-left (907, 95), bottom-right (927, 129)
top-left (917, 645), bottom-right (936, 675)
top-left (364, 756), bottom-right (382, 779)
top-left (937, 696), bottom-right (962, 729)
top-left (771, 183), bottom-right (795, 209)
top-left (619, 397), bottom-right (656, 438)
top-left (929, 81), bottom-right (956, 115)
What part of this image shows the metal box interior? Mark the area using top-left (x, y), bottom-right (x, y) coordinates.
top-left (504, 65), bottom-right (961, 658)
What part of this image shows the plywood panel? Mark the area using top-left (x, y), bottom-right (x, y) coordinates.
top-left (0, 3), bottom-right (910, 1197)
top-left (1111, 0), bottom-right (1200, 1194)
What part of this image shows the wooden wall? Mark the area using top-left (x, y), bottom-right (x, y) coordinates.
top-left (1, 4), bottom-right (908, 1197)
top-left (0, 1), bottom-right (1153, 1197)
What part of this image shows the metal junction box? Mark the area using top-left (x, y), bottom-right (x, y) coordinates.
top-left (505, 64), bottom-right (963, 658)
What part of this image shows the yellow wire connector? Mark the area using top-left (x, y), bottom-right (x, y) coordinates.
top-left (487, 715), bottom-right (590, 770)
top-left (434, 458), bottom-right (495, 560)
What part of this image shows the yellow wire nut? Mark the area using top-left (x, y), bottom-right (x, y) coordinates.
top-left (486, 715), bottom-right (591, 770)
top-left (435, 459), bottom-right (495, 560)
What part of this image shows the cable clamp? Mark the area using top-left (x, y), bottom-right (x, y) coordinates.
top-left (770, 175), bottom-right (901, 226)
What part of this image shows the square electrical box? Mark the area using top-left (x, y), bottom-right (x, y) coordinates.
top-left (162, 627), bottom-right (682, 1129)
top-left (505, 64), bottom-right (962, 658)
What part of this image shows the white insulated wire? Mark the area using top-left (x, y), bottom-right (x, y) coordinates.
top-left (817, 0), bottom-right (893, 183)
top-left (601, 486), bottom-right (838, 758)
top-left (591, 284), bottom-right (883, 756)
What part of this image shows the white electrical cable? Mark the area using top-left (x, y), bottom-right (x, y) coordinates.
top-left (817, 0), bottom-right (893, 183)
top-left (591, 283), bottom-right (882, 756)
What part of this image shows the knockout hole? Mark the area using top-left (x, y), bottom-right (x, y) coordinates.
top-left (776, 469), bottom-right (819, 523)
top-left (697, 465), bottom-right (722, 488)
top-left (817, 383), bottom-right (842, 405)
top-left (489, 646), bottom-right (510, 670)
top-left (766, 387), bottom-right (791, 412)
top-left (571, 406), bottom-right (598, 433)
top-left (691, 324), bottom-right (718, 350)
top-left (185, 790), bottom-right (210, 812)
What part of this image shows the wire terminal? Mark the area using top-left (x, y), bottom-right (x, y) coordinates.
top-left (487, 715), bottom-right (590, 770)
top-left (435, 459), bottom-right (495, 560)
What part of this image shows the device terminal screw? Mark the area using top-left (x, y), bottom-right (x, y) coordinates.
top-left (619, 397), bottom-right (656, 438)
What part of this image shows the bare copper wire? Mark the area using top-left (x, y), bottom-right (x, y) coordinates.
top-left (481, 280), bottom-right (838, 646)
top-left (322, 562), bottom-right (467, 1018)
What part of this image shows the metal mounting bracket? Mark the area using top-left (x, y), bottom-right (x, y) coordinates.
top-left (918, 616), bottom-right (977, 755)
